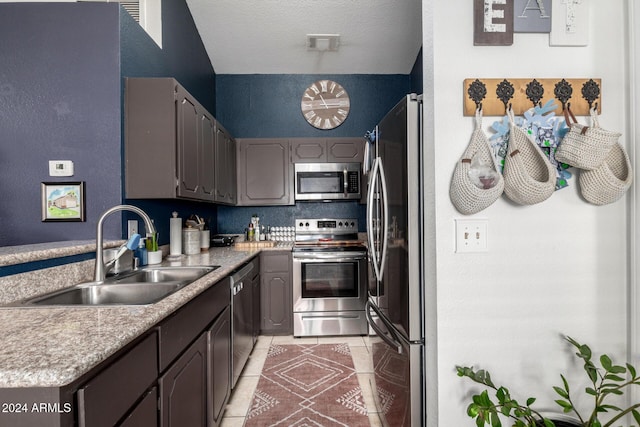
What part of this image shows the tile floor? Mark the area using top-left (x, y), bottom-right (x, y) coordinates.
top-left (220, 334), bottom-right (383, 427)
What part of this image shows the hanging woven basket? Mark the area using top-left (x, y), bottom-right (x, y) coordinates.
top-left (502, 109), bottom-right (557, 205)
top-left (579, 142), bottom-right (633, 205)
top-left (556, 107), bottom-right (621, 170)
top-left (450, 109), bottom-right (504, 214)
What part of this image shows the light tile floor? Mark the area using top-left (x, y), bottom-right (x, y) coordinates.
top-left (220, 334), bottom-right (383, 427)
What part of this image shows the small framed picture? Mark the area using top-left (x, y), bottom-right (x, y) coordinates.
top-left (41, 181), bottom-right (86, 222)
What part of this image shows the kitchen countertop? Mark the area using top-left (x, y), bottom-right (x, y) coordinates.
top-left (0, 243), bottom-right (291, 389)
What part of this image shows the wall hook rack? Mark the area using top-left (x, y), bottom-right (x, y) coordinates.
top-left (463, 78), bottom-right (602, 116)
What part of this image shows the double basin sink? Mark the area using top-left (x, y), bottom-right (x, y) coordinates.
top-left (10, 266), bottom-right (220, 307)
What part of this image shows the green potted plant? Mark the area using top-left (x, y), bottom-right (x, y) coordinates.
top-left (456, 336), bottom-right (640, 427)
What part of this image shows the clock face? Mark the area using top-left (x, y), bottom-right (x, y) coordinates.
top-left (301, 80), bottom-right (350, 130)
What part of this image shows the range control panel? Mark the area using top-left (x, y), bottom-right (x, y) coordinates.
top-left (295, 218), bottom-right (358, 235)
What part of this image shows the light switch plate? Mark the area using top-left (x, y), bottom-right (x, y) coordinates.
top-left (48, 160), bottom-right (74, 177)
top-left (455, 219), bottom-right (489, 253)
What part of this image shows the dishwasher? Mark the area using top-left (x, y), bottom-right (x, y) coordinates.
top-left (230, 257), bottom-right (257, 389)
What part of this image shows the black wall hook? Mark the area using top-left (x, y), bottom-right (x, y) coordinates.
top-left (554, 79), bottom-right (573, 110)
top-left (526, 79), bottom-right (544, 107)
top-left (467, 79), bottom-right (487, 110)
top-left (581, 79), bottom-right (600, 109)
top-left (496, 79), bottom-right (515, 111)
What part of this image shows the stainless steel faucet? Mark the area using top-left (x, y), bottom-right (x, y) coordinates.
top-left (94, 205), bottom-right (157, 282)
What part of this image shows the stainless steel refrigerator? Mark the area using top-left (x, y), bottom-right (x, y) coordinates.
top-left (365, 93), bottom-right (425, 427)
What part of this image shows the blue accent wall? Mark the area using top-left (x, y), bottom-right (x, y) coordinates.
top-left (215, 74), bottom-right (411, 138)
top-left (0, 2), bottom-right (122, 246)
top-left (0, 1), bottom-right (217, 247)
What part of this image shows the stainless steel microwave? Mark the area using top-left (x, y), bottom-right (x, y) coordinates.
top-left (294, 163), bottom-right (361, 201)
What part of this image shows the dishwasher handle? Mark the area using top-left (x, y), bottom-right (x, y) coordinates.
top-left (232, 280), bottom-right (244, 296)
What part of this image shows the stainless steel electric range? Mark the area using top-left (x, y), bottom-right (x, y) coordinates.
top-left (292, 218), bottom-right (368, 337)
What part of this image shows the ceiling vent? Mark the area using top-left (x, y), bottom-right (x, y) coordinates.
top-left (306, 34), bottom-right (340, 51)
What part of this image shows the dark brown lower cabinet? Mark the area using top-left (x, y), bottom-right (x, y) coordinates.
top-left (208, 306), bottom-right (231, 427)
top-left (0, 277), bottom-right (233, 427)
top-left (260, 251), bottom-right (292, 335)
top-left (159, 333), bottom-right (208, 427)
top-left (120, 387), bottom-right (158, 427)
top-left (77, 332), bottom-right (158, 427)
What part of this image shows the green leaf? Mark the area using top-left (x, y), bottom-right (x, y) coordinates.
top-left (467, 403), bottom-right (479, 417)
top-left (632, 409), bottom-right (640, 425)
top-left (555, 399), bottom-right (573, 411)
top-left (543, 420), bottom-right (555, 427)
top-left (598, 404), bottom-right (622, 412)
top-left (553, 386), bottom-right (569, 399)
top-left (526, 397), bottom-right (536, 406)
top-left (476, 416), bottom-right (485, 427)
top-left (604, 374), bottom-right (625, 382)
top-left (496, 387), bottom-right (506, 403)
top-left (609, 364), bottom-right (627, 374)
top-left (627, 362), bottom-right (637, 378)
top-left (600, 354), bottom-right (613, 371)
top-left (561, 374), bottom-right (570, 392)
top-left (490, 411), bottom-right (501, 427)
top-left (585, 387), bottom-right (597, 396)
top-left (479, 390), bottom-right (493, 406)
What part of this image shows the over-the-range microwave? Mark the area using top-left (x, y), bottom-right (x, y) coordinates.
top-left (294, 163), bottom-right (361, 201)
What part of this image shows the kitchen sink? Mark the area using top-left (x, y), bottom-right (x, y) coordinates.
top-left (10, 265), bottom-right (220, 307)
top-left (109, 266), bottom-right (218, 284)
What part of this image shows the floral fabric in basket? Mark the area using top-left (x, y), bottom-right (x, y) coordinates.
top-left (490, 100), bottom-right (572, 190)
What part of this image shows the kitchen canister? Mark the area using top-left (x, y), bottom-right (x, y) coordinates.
top-left (200, 229), bottom-right (210, 251)
top-left (182, 227), bottom-right (200, 255)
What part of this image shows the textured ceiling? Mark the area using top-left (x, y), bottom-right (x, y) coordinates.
top-left (185, 0), bottom-right (422, 75)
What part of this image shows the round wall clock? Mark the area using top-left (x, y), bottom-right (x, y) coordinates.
top-left (301, 80), bottom-right (350, 130)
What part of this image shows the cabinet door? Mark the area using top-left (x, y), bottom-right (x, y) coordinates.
top-left (159, 333), bottom-right (207, 427)
top-left (120, 387), bottom-right (158, 427)
top-left (176, 87), bottom-right (201, 199)
top-left (260, 252), bottom-right (292, 335)
top-left (327, 138), bottom-right (364, 162)
top-left (77, 332), bottom-right (158, 427)
top-left (237, 139), bottom-right (293, 206)
top-left (291, 139), bottom-right (327, 163)
top-left (207, 306), bottom-right (231, 427)
top-left (261, 272), bottom-right (292, 334)
top-left (200, 113), bottom-right (216, 201)
top-left (214, 126), bottom-right (237, 205)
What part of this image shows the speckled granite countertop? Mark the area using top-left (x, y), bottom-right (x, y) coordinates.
top-left (0, 244), bottom-right (292, 389)
top-left (0, 240), bottom-right (123, 267)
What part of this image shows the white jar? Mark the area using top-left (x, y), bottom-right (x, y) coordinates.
top-left (182, 228), bottom-right (200, 255)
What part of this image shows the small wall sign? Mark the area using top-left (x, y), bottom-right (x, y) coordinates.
top-left (514, 0), bottom-right (551, 33)
top-left (474, 0), bottom-right (514, 46)
top-left (41, 181), bottom-right (86, 222)
top-left (550, 0), bottom-right (589, 46)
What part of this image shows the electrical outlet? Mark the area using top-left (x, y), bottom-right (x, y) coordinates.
top-left (455, 219), bottom-right (488, 253)
top-left (127, 220), bottom-right (139, 238)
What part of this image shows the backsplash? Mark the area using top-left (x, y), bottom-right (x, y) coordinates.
top-left (216, 202), bottom-right (366, 235)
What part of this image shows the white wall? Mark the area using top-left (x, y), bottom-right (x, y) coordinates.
top-left (423, 1), bottom-right (632, 425)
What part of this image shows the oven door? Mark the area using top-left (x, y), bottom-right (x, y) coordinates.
top-left (292, 251), bottom-right (367, 312)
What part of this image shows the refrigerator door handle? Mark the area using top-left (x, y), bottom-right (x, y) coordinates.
top-left (365, 300), bottom-right (403, 354)
top-left (377, 158), bottom-right (389, 280)
top-left (367, 158), bottom-right (383, 281)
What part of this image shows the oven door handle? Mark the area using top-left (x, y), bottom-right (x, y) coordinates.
top-left (365, 300), bottom-right (403, 354)
top-left (293, 254), bottom-right (366, 262)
